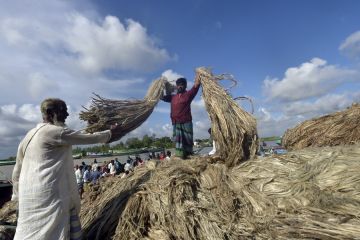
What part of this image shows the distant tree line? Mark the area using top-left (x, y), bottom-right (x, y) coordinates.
top-left (3, 134), bottom-right (211, 160)
top-left (72, 134), bottom-right (179, 155)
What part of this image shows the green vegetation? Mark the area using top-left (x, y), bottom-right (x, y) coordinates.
top-left (72, 134), bottom-right (176, 155)
top-left (3, 134), bottom-right (211, 161)
top-left (260, 136), bottom-right (282, 142)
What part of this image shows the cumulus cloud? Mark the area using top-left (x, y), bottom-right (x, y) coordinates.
top-left (0, 0), bottom-right (173, 106)
top-left (263, 58), bottom-right (359, 102)
top-left (0, 104), bottom-right (39, 158)
top-left (65, 15), bottom-right (172, 74)
top-left (339, 30), bottom-right (360, 60)
top-left (256, 90), bottom-right (360, 138)
top-left (28, 73), bottom-right (59, 98)
top-left (256, 109), bottom-right (305, 137)
top-left (282, 93), bottom-right (359, 117)
top-left (0, 102), bottom-right (88, 158)
top-left (0, 0), bottom-right (175, 158)
top-left (161, 69), bottom-right (183, 82)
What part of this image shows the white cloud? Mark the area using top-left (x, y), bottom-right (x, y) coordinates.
top-left (283, 93), bottom-right (358, 117)
top-left (28, 73), bottom-right (59, 98)
top-left (256, 111), bottom-right (305, 137)
top-left (263, 58), bottom-right (359, 101)
top-left (258, 107), bottom-right (272, 121)
top-left (256, 90), bottom-right (360, 138)
top-left (0, 0), bottom-right (173, 106)
top-left (339, 30), bottom-right (360, 60)
top-left (161, 69), bottom-right (183, 82)
top-left (65, 15), bottom-right (172, 74)
top-left (0, 1), bottom-right (175, 158)
top-left (0, 102), bottom-right (88, 158)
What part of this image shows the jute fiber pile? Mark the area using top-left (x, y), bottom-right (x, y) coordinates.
top-left (79, 77), bottom-right (167, 138)
top-left (282, 103), bottom-right (360, 150)
top-left (196, 67), bottom-right (258, 167)
top-left (78, 144), bottom-right (360, 240)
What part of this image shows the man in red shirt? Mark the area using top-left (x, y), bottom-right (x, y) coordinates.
top-left (162, 75), bottom-right (201, 159)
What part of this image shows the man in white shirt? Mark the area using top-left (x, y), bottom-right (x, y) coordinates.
top-left (75, 165), bottom-right (84, 199)
top-left (11, 98), bottom-right (122, 240)
top-left (109, 160), bottom-right (116, 176)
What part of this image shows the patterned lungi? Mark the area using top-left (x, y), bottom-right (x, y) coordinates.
top-left (173, 122), bottom-right (193, 159)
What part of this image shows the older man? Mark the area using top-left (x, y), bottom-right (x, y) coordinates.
top-left (11, 98), bottom-right (120, 240)
top-left (162, 74), bottom-right (201, 159)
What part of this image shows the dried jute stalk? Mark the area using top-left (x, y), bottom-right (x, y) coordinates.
top-left (79, 77), bottom-right (167, 141)
top-left (282, 103), bottom-right (360, 150)
top-left (196, 67), bottom-right (259, 167)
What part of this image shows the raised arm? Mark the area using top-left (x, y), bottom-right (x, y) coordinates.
top-left (194, 71), bottom-right (201, 88)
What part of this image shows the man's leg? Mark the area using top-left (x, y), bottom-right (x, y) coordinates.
top-left (182, 122), bottom-right (194, 158)
top-left (173, 123), bottom-right (186, 159)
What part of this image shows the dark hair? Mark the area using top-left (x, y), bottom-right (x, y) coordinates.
top-left (176, 78), bottom-right (187, 87)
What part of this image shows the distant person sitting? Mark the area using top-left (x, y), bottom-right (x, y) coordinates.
top-left (91, 166), bottom-right (102, 184)
top-left (83, 165), bottom-right (92, 191)
top-left (92, 159), bottom-right (98, 171)
top-left (122, 159), bottom-right (133, 178)
top-left (75, 165), bottom-right (84, 199)
top-left (109, 160), bottom-right (116, 176)
top-left (101, 161), bottom-right (109, 176)
top-left (114, 158), bottom-right (123, 174)
top-left (81, 161), bottom-right (87, 174)
top-left (165, 151), bottom-right (171, 160)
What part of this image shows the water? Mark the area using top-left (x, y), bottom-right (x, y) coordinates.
top-left (0, 147), bottom-right (213, 181)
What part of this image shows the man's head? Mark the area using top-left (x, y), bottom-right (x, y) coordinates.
top-left (41, 98), bottom-right (68, 124)
top-left (176, 78), bottom-right (187, 93)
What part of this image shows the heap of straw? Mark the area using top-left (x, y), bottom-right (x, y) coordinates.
top-left (77, 143), bottom-right (360, 240)
top-left (79, 77), bottom-right (167, 139)
top-left (282, 103), bottom-right (360, 150)
top-left (196, 67), bottom-right (258, 167)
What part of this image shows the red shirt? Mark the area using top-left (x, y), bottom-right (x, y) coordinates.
top-left (162, 85), bottom-right (200, 124)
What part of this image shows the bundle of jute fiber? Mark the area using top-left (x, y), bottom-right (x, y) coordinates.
top-left (79, 77), bottom-right (167, 138)
top-left (78, 144), bottom-right (360, 240)
top-left (195, 67), bottom-right (259, 167)
top-left (282, 103), bottom-right (360, 150)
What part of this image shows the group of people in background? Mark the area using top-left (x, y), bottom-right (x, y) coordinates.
top-left (73, 151), bottom-right (173, 199)
top-left (148, 150), bottom-right (172, 161)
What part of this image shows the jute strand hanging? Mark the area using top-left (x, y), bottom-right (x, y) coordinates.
top-left (196, 67), bottom-right (259, 167)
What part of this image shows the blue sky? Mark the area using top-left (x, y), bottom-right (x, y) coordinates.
top-left (0, 0), bottom-right (360, 158)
